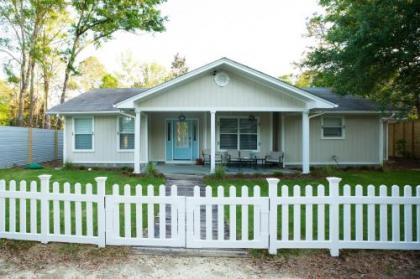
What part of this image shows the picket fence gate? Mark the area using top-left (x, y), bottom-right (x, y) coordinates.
top-left (0, 175), bottom-right (420, 256)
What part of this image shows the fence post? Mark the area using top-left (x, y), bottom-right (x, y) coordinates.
top-left (95, 176), bottom-right (107, 248)
top-left (39, 174), bottom-right (51, 244)
top-left (327, 177), bottom-right (342, 257)
top-left (267, 178), bottom-right (279, 255)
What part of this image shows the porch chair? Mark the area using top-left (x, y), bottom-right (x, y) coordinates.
top-left (202, 149), bottom-right (227, 165)
top-left (265, 151), bottom-right (285, 168)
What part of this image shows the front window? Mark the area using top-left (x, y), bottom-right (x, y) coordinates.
top-left (322, 116), bottom-right (345, 139)
top-left (219, 117), bottom-right (258, 150)
top-left (118, 117), bottom-right (134, 150)
top-left (74, 117), bottom-right (93, 150)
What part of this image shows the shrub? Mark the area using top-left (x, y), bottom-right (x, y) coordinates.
top-left (63, 162), bottom-right (75, 169)
top-left (213, 165), bottom-right (225, 179)
top-left (144, 162), bottom-right (160, 177)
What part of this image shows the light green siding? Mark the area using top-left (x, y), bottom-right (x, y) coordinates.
top-left (284, 114), bottom-right (381, 164)
top-left (137, 71), bottom-right (306, 110)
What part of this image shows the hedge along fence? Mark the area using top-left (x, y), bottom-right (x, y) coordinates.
top-left (0, 126), bottom-right (63, 168)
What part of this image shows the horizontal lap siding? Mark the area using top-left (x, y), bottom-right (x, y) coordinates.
top-left (138, 71), bottom-right (306, 110)
top-left (65, 116), bottom-right (135, 164)
top-left (285, 115), bottom-right (380, 164)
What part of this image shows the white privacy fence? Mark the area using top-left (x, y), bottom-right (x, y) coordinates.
top-left (0, 175), bottom-right (419, 256)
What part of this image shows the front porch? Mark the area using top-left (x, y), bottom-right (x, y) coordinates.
top-left (154, 163), bottom-right (297, 175)
top-left (132, 110), bottom-right (311, 174)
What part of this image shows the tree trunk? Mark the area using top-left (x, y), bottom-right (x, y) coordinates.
top-left (60, 35), bottom-right (80, 104)
top-left (28, 60), bottom-right (36, 127)
top-left (43, 65), bottom-right (50, 129)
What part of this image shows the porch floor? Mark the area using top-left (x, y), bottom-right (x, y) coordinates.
top-left (155, 163), bottom-right (297, 175)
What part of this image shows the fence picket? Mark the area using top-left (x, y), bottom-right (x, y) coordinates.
top-left (19, 181), bottom-right (27, 234)
top-left (30, 181), bottom-right (37, 234)
top-left (392, 185), bottom-right (400, 241)
top-left (305, 185), bottom-right (313, 241)
top-left (75, 183), bottom-right (82, 237)
top-left (417, 186), bottom-right (420, 242)
top-left (193, 186), bottom-right (200, 240)
top-left (147, 185), bottom-right (154, 238)
top-left (171, 185), bottom-right (177, 239)
top-left (281, 185), bottom-right (289, 241)
top-left (379, 185), bottom-right (388, 241)
top-left (9, 180), bottom-right (16, 233)
top-left (253, 186), bottom-right (261, 241)
top-left (159, 185), bottom-right (166, 239)
top-left (112, 184), bottom-right (120, 237)
top-left (404, 186), bottom-right (412, 242)
top-left (86, 183), bottom-right (93, 237)
top-left (317, 185), bottom-right (325, 241)
top-left (124, 185), bottom-right (131, 238)
top-left (367, 185), bottom-right (375, 241)
top-left (241, 186), bottom-right (249, 241)
top-left (205, 186), bottom-right (212, 240)
top-left (53, 182), bottom-right (60, 235)
top-left (135, 185), bottom-right (143, 238)
top-left (229, 186), bottom-right (237, 241)
top-left (217, 186), bottom-right (224, 241)
top-left (343, 184), bottom-right (351, 241)
top-left (293, 185), bottom-right (301, 241)
top-left (355, 185), bottom-right (363, 241)
top-left (0, 180), bottom-right (5, 233)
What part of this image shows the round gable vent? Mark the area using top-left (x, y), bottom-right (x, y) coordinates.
top-left (214, 71), bottom-right (230, 87)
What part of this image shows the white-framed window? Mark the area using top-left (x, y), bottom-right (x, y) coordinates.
top-left (321, 116), bottom-right (345, 139)
top-left (117, 116), bottom-right (135, 150)
top-left (219, 117), bottom-right (259, 150)
top-left (73, 117), bottom-right (94, 151)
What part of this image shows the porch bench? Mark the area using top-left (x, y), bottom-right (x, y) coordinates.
top-left (264, 151), bottom-right (284, 168)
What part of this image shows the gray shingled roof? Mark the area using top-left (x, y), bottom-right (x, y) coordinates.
top-left (304, 87), bottom-right (380, 111)
top-left (48, 87), bottom-right (380, 114)
top-left (47, 88), bottom-right (147, 114)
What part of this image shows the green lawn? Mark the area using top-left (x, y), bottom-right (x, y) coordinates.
top-left (0, 167), bottom-right (165, 237)
top-left (204, 169), bottom-right (420, 241)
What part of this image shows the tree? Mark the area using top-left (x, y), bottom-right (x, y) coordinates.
top-left (133, 62), bottom-right (168, 88)
top-left (169, 53), bottom-right (188, 78)
top-left (0, 80), bottom-right (14, 125)
top-left (115, 51), bottom-right (142, 87)
top-left (302, 0), bottom-right (420, 115)
top-left (59, 0), bottom-right (167, 104)
top-left (71, 56), bottom-right (107, 92)
top-left (100, 73), bottom-right (119, 88)
top-left (278, 74), bottom-right (294, 84)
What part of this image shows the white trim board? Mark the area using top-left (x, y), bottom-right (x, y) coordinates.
top-left (115, 57), bottom-right (337, 110)
top-left (285, 161), bottom-right (381, 166)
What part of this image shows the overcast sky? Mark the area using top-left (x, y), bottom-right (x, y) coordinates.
top-left (83, 0), bottom-right (322, 77)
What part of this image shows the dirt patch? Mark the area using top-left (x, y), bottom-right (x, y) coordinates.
top-left (0, 240), bottom-right (419, 278)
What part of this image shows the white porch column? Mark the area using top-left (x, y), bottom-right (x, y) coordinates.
top-left (302, 111), bottom-right (310, 174)
top-left (134, 110), bottom-right (141, 174)
top-left (379, 118), bottom-right (384, 165)
top-left (281, 113), bottom-right (285, 168)
top-left (210, 110), bottom-right (216, 173)
top-left (145, 113), bottom-right (149, 164)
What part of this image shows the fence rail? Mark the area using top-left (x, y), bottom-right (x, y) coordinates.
top-left (0, 175), bottom-right (419, 256)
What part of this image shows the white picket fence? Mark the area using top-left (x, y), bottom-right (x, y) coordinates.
top-left (0, 175), bottom-right (420, 256)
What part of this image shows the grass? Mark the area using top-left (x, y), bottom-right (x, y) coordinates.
top-left (0, 166), bottom-right (165, 237)
top-left (204, 168), bottom-right (420, 241)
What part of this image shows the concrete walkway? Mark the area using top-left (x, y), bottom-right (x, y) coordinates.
top-left (154, 174), bottom-right (229, 240)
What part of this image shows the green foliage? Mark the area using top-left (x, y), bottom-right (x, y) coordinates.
top-left (100, 74), bottom-right (119, 88)
top-left (169, 53), bottom-right (188, 78)
top-left (395, 139), bottom-right (410, 158)
top-left (0, 80), bottom-right (14, 125)
top-left (213, 165), bottom-right (226, 179)
top-left (72, 56), bottom-right (107, 91)
top-left (302, 0), bottom-right (420, 116)
top-left (144, 162), bottom-right (160, 178)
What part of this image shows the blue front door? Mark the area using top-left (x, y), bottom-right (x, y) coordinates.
top-left (173, 120), bottom-right (193, 160)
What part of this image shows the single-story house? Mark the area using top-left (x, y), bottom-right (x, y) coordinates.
top-left (48, 57), bottom-right (389, 174)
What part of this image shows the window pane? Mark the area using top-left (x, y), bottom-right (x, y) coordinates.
top-left (75, 118), bottom-right (92, 134)
top-left (220, 119), bottom-right (237, 133)
top-left (323, 117), bottom-right (342, 127)
top-left (175, 121), bottom-right (189, 148)
top-left (119, 117), bottom-right (134, 133)
top-left (120, 134), bottom-right (134, 149)
top-left (75, 134), bottom-right (92, 149)
top-left (240, 134), bottom-right (257, 150)
top-left (240, 119), bottom-right (257, 133)
top-left (323, 127), bottom-right (342, 137)
top-left (220, 134), bottom-right (238, 149)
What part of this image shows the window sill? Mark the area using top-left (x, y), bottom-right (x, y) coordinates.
top-left (117, 149), bottom-right (134, 153)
